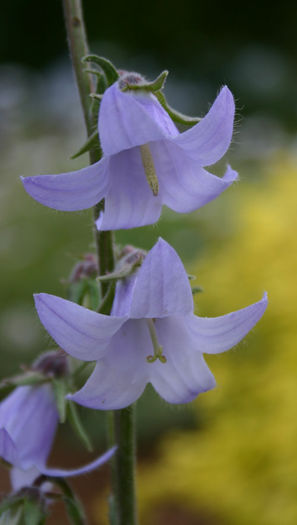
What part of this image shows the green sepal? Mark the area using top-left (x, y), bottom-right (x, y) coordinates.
top-left (98, 282), bottom-right (116, 315)
top-left (192, 285), bottom-right (204, 295)
top-left (70, 128), bottom-right (100, 159)
top-left (52, 378), bottom-right (68, 423)
top-left (83, 279), bottom-right (101, 311)
top-left (23, 499), bottom-right (46, 525)
top-left (155, 90), bottom-right (201, 126)
top-left (89, 92), bottom-right (103, 100)
top-left (122, 70), bottom-right (168, 93)
top-left (50, 477), bottom-right (86, 525)
top-left (84, 68), bottom-right (107, 94)
top-left (0, 496), bottom-right (22, 516)
top-left (0, 371), bottom-right (47, 400)
top-left (0, 507), bottom-right (23, 525)
top-left (82, 55), bottom-right (119, 86)
top-left (67, 401), bottom-right (93, 452)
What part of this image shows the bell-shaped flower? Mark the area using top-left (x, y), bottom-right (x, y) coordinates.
top-left (0, 384), bottom-right (116, 488)
top-left (22, 82), bottom-right (237, 230)
top-left (34, 238), bottom-right (267, 409)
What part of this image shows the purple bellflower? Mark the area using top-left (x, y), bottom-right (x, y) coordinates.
top-left (22, 81), bottom-right (237, 230)
top-left (0, 384), bottom-right (116, 490)
top-left (34, 238), bottom-right (267, 409)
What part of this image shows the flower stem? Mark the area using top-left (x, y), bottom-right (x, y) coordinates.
top-left (113, 405), bottom-right (138, 525)
top-left (62, 3), bottom-right (138, 525)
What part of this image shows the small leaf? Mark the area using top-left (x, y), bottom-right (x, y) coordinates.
top-left (123, 70), bottom-right (168, 93)
top-left (82, 55), bottom-right (119, 86)
top-left (155, 90), bottom-right (201, 126)
top-left (52, 378), bottom-right (68, 423)
top-left (71, 129), bottom-right (100, 159)
top-left (67, 401), bottom-right (93, 452)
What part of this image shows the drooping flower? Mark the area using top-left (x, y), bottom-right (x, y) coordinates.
top-left (34, 238), bottom-right (267, 409)
top-left (22, 80), bottom-right (237, 230)
top-left (0, 383), bottom-right (115, 489)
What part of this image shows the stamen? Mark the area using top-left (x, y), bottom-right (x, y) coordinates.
top-left (146, 319), bottom-right (167, 364)
top-left (140, 144), bottom-right (159, 196)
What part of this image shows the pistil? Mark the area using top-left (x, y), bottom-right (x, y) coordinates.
top-left (146, 319), bottom-right (167, 363)
top-left (140, 144), bottom-right (159, 196)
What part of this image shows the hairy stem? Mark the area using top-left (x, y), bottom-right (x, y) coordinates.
top-left (62, 3), bottom-right (138, 525)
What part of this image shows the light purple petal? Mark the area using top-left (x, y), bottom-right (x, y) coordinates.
top-left (34, 293), bottom-right (127, 361)
top-left (129, 238), bottom-right (193, 318)
top-left (39, 446), bottom-right (116, 478)
top-left (0, 429), bottom-right (19, 466)
top-left (10, 466), bottom-right (41, 491)
top-left (152, 139), bottom-right (238, 212)
top-left (96, 148), bottom-right (162, 231)
top-left (111, 274), bottom-right (137, 317)
top-left (184, 293), bottom-right (268, 354)
top-left (99, 83), bottom-right (178, 156)
top-left (173, 86), bottom-right (235, 166)
top-left (21, 158), bottom-right (109, 211)
top-left (68, 320), bottom-right (149, 410)
top-left (0, 385), bottom-right (58, 469)
top-left (149, 316), bottom-right (216, 404)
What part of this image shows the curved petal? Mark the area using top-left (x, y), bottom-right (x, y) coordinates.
top-left (21, 158), bottom-right (109, 211)
top-left (149, 316), bottom-right (216, 404)
top-left (0, 429), bottom-right (19, 466)
top-left (39, 446), bottom-right (116, 478)
top-left (184, 293), bottom-right (268, 354)
top-left (173, 86), bottom-right (235, 166)
top-left (129, 238), bottom-right (193, 318)
top-left (99, 83), bottom-right (178, 156)
top-left (153, 140), bottom-right (238, 212)
top-left (0, 385), bottom-right (58, 470)
top-left (34, 293), bottom-right (127, 361)
top-left (96, 148), bottom-right (162, 230)
top-left (68, 320), bottom-right (149, 410)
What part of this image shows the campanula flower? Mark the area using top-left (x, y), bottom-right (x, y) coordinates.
top-left (22, 82), bottom-right (237, 230)
top-left (34, 238), bottom-right (267, 409)
top-left (0, 384), bottom-right (115, 488)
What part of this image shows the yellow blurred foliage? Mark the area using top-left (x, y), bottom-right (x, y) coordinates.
top-left (137, 154), bottom-right (297, 524)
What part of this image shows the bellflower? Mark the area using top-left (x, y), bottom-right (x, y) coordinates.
top-left (22, 80), bottom-right (237, 230)
top-left (0, 384), bottom-right (115, 489)
top-left (34, 238), bottom-right (267, 409)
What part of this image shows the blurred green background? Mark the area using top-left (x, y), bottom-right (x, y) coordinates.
top-left (0, 1), bottom-right (297, 524)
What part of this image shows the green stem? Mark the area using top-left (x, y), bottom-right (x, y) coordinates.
top-left (62, 3), bottom-right (138, 525)
top-left (113, 406), bottom-right (138, 525)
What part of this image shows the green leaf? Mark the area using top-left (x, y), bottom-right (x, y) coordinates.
top-left (122, 70), bottom-right (168, 93)
top-left (82, 55), bottom-right (119, 86)
top-left (0, 507), bottom-right (23, 525)
top-left (70, 129), bottom-right (100, 159)
top-left (0, 497), bottom-right (22, 517)
top-left (52, 378), bottom-right (68, 423)
top-left (23, 499), bottom-right (46, 525)
top-left (67, 401), bottom-right (93, 452)
top-left (155, 90), bottom-right (201, 126)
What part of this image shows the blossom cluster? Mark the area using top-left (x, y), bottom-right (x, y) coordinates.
top-left (0, 67), bottom-right (267, 514)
